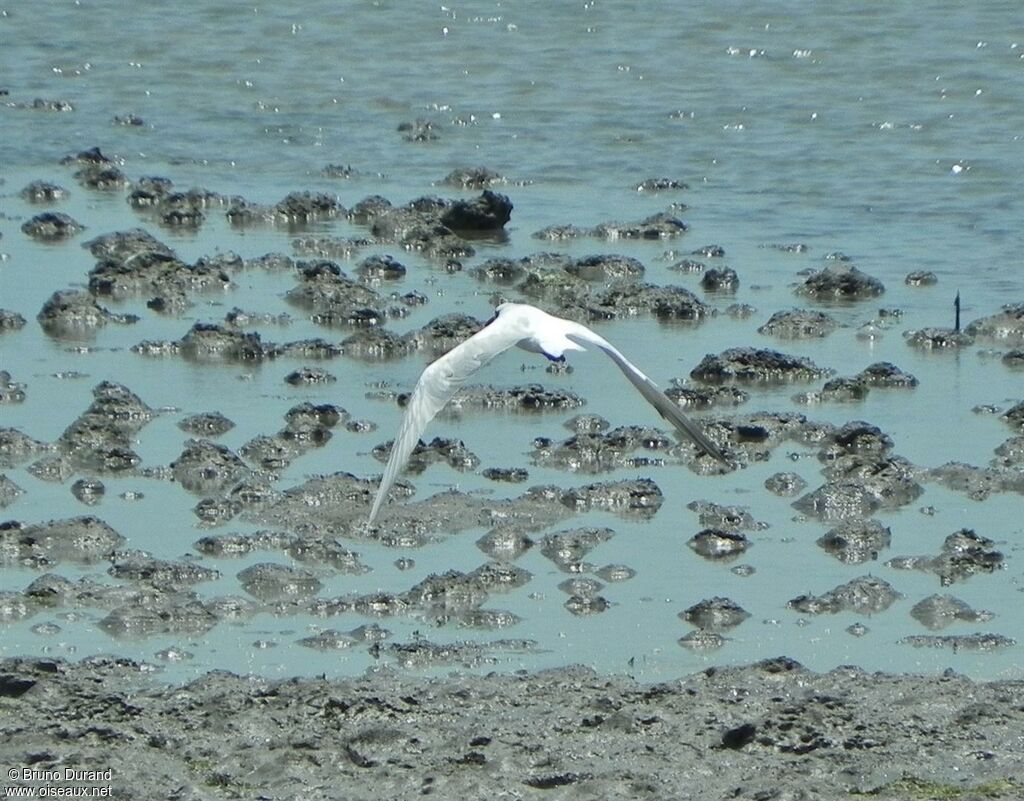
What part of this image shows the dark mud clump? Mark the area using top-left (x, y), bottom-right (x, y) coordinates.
top-left (126, 178), bottom-right (230, 230)
top-left (26, 455), bottom-right (75, 484)
top-left (296, 630), bottom-right (356, 651)
top-left (441, 166), bottom-right (506, 189)
top-left (403, 564), bottom-right (531, 624)
top-left (476, 526), bottom-right (535, 560)
top-left (285, 401), bottom-right (348, 433)
top-left (0, 372), bottom-right (26, 405)
top-left (284, 260), bottom-right (394, 329)
top-left (73, 163), bottom-right (129, 191)
top-left (690, 347), bottom-right (831, 383)
top-left (37, 290), bottom-right (139, 336)
top-left (224, 306), bottom-right (293, 328)
top-left (2, 657), bottom-right (1020, 799)
top-left (667, 256), bottom-right (706, 274)
top-left (440, 189), bottom-right (513, 232)
top-left (397, 117), bottom-right (439, 141)
top-left (144, 323), bottom-right (279, 362)
top-left (788, 575), bottom-right (901, 615)
top-left (563, 593), bottom-right (610, 617)
top-left (59, 146), bottom-right (112, 167)
top-left (796, 263), bottom-right (885, 300)
top-left (108, 552), bottom-right (220, 587)
top-left (71, 478), bottom-right (105, 506)
top-left (854, 361), bottom-right (918, 388)
top-left (533, 212), bottom-right (687, 241)
top-left (441, 383), bottom-right (585, 413)
top-left (0, 474), bottom-right (25, 508)
top-left (923, 460), bottom-right (1024, 501)
top-left (20, 212), bottom-right (84, 241)
top-left (238, 402), bottom-right (341, 474)
top-left (0, 515), bottom-right (125, 568)
top-left (789, 474), bottom-right (902, 523)
top-left (792, 421), bottom-right (924, 521)
top-left (793, 376), bottom-right (871, 404)
top-left (763, 471), bottom-right (807, 497)
top-left (688, 529), bottom-right (750, 561)
top-left (565, 254), bottom-right (645, 282)
top-left (904, 326), bottom-right (975, 349)
top-left (237, 563), bottom-right (323, 602)
top-left (57, 381), bottom-right (154, 473)
top-left (816, 519), bottom-right (891, 564)
top-left (680, 596), bottom-right (750, 631)
top-left (226, 191), bottom-right (344, 227)
top-left (540, 527), bottom-right (614, 572)
top-left (603, 282), bottom-right (709, 322)
top-left (563, 414), bottom-right (610, 434)
top-left (678, 629), bottom-right (726, 651)
top-left (284, 367), bottom-right (337, 386)
top-left (83, 227), bottom-right (173, 261)
top-left (965, 302), bottom-right (1024, 345)
top-left (1002, 400), bottom-right (1024, 432)
top-left (341, 328), bottom-right (414, 361)
top-left (0, 309), bottom-right (28, 332)
top-left (177, 411), bottom-right (236, 437)
top-left (635, 177), bottom-right (688, 192)
top-left (909, 594), bottom-right (994, 630)
top-left (904, 270), bottom-right (938, 286)
top-left (686, 500), bottom-right (769, 531)
top-left (20, 180), bottom-right (69, 203)
top-left (0, 428), bottom-right (52, 469)
top-left (886, 528), bottom-right (1004, 585)
top-left (356, 253), bottom-right (407, 281)
top-left (98, 599), bottom-right (218, 638)
top-left (355, 190), bottom-right (511, 259)
top-left (560, 478), bottom-right (663, 517)
top-left (900, 633), bottom-right (1015, 652)
top-left (992, 435), bottom-right (1024, 468)
top-left (87, 243), bottom-right (234, 303)
top-left (664, 383), bottom-right (749, 410)
top-left (170, 439), bottom-right (251, 495)
top-left (700, 266), bottom-right (739, 292)
top-left (757, 308), bottom-right (838, 338)
top-left (193, 529), bottom-right (298, 558)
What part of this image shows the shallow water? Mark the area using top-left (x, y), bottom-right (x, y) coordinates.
top-left (1, 1), bottom-right (1022, 682)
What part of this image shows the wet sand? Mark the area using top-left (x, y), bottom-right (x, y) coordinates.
top-left (1, 655), bottom-right (1022, 800)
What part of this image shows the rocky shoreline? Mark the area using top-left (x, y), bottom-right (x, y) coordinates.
top-left (1, 655), bottom-right (1022, 800)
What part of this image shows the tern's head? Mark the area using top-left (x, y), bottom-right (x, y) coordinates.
top-left (486, 301), bottom-right (525, 326)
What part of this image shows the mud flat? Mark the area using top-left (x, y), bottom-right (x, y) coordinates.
top-left (1, 655), bottom-right (1022, 800)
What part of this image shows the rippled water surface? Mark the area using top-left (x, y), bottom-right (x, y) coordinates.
top-left (1, 1), bottom-right (1022, 681)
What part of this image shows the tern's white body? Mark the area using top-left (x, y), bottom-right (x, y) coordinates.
top-left (368, 302), bottom-right (727, 522)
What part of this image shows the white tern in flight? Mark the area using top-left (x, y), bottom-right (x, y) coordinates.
top-left (368, 302), bottom-right (728, 522)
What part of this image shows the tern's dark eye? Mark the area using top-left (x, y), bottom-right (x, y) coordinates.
top-left (483, 310), bottom-right (500, 327)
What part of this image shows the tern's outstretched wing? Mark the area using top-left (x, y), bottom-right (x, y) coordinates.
top-left (368, 318), bottom-right (526, 523)
top-left (566, 327), bottom-right (729, 464)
